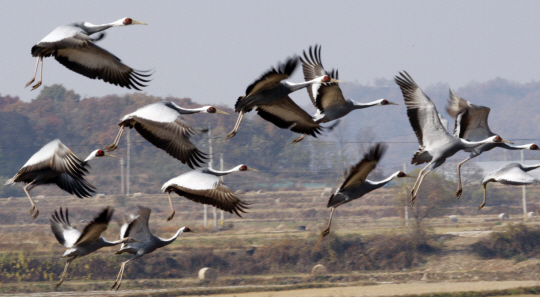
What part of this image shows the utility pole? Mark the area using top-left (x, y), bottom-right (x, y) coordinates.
top-left (120, 157), bottom-right (125, 208)
top-left (220, 153), bottom-right (224, 223)
top-left (403, 163), bottom-right (409, 227)
top-left (522, 150), bottom-right (527, 220)
top-left (126, 129), bottom-right (131, 196)
top-left (204, 124), bottom-right (212, 228)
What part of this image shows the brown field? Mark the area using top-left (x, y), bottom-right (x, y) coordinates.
top-left (2, 187), bottom-right (540, 296)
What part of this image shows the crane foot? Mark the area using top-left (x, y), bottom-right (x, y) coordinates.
top-left (454, 188), bottom-right (462, 199)
top-left (291, 135), bottom-right (306, 144)
top-left (226, 131), bottom-right (237, 139)
top-left (104, 144), bottom-right (118, 152)
top-left (477, 202), bottom-right (485, 210)
top-left (29, 206), bottom-right (39, 219)
top-left (320, 228), bottom-right (330, 238)
top-left (25, 79), bottom-right (35, 88)
top-left (166, 211), bottom-right (175, 221)
top-left (31, 82), bottom-right (42, 91)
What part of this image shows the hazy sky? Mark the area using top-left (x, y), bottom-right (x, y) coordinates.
top-left (3, 1), bottom-right (540, 107)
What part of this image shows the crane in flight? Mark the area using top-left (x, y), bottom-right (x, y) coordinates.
top-left (26, 18), bottom-right (150, 90)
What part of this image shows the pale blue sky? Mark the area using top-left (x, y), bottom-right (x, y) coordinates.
top-left (2, 1), bottom-right (540, 107)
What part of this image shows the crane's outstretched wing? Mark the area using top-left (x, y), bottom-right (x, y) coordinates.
top-left (162, 170), bottom-right (249, 217)
top-left (340, 143), bottom-right (387, 190)
top-left (123, 206), bottom-right (152, 241)
top-left (50, 208), bottom-right (81, 248)
top-left (394, 71), bottom-right (454, 150)
top-left (313, 69), bottom-right (347, 113)
top-left (256, 97), bottom-right (322, 136)
top-left (10, 139), bottom-right (88, 184)
top-left (446, 90), bottom-right (494, 141)
top-left (300, 45), bottom-right (328, 106)
top-left (52, 37), bottom-right (150, 91)
top-left (49, 173), bottom-right (95, 198)
top-left (244, 57), bottom-right (298, 98)
top-left (75, 207), bottom-right (114, 246)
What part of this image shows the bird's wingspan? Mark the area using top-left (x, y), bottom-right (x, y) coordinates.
top-left (124, 206), bottom-right (152, 241)
top-left (314, 69), bottom-right (346, 112)
top-left (447, 91), bottom-right (493, 141)
top-left (394, 71), bottom-right (453, 150)
top-left (255, 97), bottom-right (322, 136)
top-left (169, 183), bottom-right (249, 217)
top-left (54, 42), bottom-right (151, 91)
top-left (129, 116), bottom-right (207, 169)
top-left (340, 143), bottom-right (387, 190)
top-left (244, 57), bottom-right (298, 98)
top-left (300, 45), bottom-right (327, 106)
top-left (497, 166), bottom-right (540, 185)
top-left (50, 208), bottom-right (81, 248)
top-left (75, 207), bottom-right (113, 246)
top-left (51, 173), bottom-right (95, 198)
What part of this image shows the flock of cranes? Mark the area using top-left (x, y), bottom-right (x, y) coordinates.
top-left (5, 18), bottom-right (539, 290)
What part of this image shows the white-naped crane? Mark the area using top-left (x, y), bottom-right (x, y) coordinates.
top-left (50, 207), bottom-right (133, 287)
top-left (321, 143), bottom-right (412, 237)
top-left (446, 90), bottom-right (539, 199)
top-left (105, 101), bottom-right (229, 169)
top-left (293, 45), bottom-right (398, 144)
top-left (394, 72), bottom-right (512, 204)
top-left (111, 206), bottom-right (192, 291)
top-left (26, 18), bottom-right (150, 91)
top-left (161, 164), bottom-right (258, 221)
top-left (226, 56), bottom-right (343, 139)
top-left (480, 163), bottom-right (540, 209)
top-left (5, 139), bottom-right (115, 219)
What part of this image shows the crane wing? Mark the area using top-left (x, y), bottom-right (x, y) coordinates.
top-left (497, 166), bottom-right (540, 185)
top-left (50, 208), bottom-right (81, 248)
top-left (314, 70), bottom-right (347, 112)
top-left (49, 173), bottom-right (95, 198)
top-left (75, 207), bottom-right (114, 246)
top-left (123, 206), bottom-right (152, 242)
top-left (447, 90), bottom-right (494, 141)
top-left (394, 71), bottom-right (454, 150)
top-left (300, 45), bottom-right (328, 106)
top-left (11, 140), bottom-right (88, 183)
top-left (162, 170), bottom-right (249, 217)
top-left (340, 143), bottom-right (387, 190)
top-left (255, 97), bottom-right (322, 137)
top-left (244, 57), bottom-right (298, 98)
top-left (53, 42), bottom-right (150, 91)
top-left (129, 117), bottom-right (207, 169)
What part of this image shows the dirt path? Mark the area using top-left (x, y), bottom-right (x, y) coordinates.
top-left (210, 281), bottom-right (540, 297)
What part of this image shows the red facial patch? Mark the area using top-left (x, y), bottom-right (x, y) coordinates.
top-left (398, 171), bottom-right (405, 177)
top-left (532, 144), bottom-right (538, 150)
top-left (382, 100), bottom-right (388, 105)
top-left (494, 136), bottom-right (501, 142)
top-left (208, 107), bottom-right (216, 113)
top-left (241, 165), bottom-right (247, 171)
top-left (323, 75), bottom-right (330, 82)
top-left (124, 18), bottom-right (132, 25)
top-left (97, 150), bottom-right (104, 156)
top-left (184, 227), bottom-right (190, 232)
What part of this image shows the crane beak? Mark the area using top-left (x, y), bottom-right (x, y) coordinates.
top-left (330, 79), bottom-right (345, 84)
top-left (388, 102), bottom-right (399, 106)
top-left (216, 109), bottom-right (229, 115)
top-left (247, 168), bottom-right (259, 172)
top-left (132, 20), bottom-right (147, 25)
top-left (104, 152), bottom-right (117, 158)
top-left (502, 139), bottom-right (514, 144)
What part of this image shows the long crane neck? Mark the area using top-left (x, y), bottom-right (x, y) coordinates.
top-left (82, 22), bottom-right (114, 34)
top-left (369, 171), bottom-right (401, 189)
top-left (283, 77), bottom-right (325, 93)
top-left (499, 143), bottom-right (535, 150)
top-left (206, 167), bottom-right (239, 176)
top-left (351, 99), bottom-right (382, 110)
top-left (101, 237), bottom-right (129, 247)
top-left (158, 228), bottom-right (185, 247)
top-left (522, 163), bottom-right (540, 172)
top-left (460, 138), bottom-right (497, 149)
top-left (175, 106), bottom-right (208, 114)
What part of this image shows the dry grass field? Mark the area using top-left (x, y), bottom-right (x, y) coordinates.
top-left (3, 187), bottom-right (540, 296)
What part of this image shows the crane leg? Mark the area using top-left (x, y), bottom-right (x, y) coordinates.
top-left (321, 208), bottom-right (336, 238)
top-left (454, 157), bottom-right (472, 199)
top-left (105, 126), bottom-right (125, 151)
top-left (292, 133), bottom-right (307, 144)
top-left (31, 57), bottom-right (44, 91)
top-left (25, 57), bottom-right (40, 88)
top-left (111, 258), bottom-right (131, 291)
top-left (24, 182), bottom-right (39, 220)
top-left (55, 258), bottom-right (74, 288)
top-left (226, 112), bottom-right (244, 139)
top-left (410, 163), bottom-right (433, 205)
top-left (478, 183), bottom-right (488, 209)
top-left (166, 192), bottom-right (175, 221)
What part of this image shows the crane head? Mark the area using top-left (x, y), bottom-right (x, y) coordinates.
top-left (397, 171), bottom-right (416, 178)
top-left (122, 18), bottom-right (147, 26)
top-left (530, 144), bottom-right (539, 150)
top-left (380, 99), bottom-right (399, 106)
top-left (239, 164), bottom-right (259, 172)
top-left (84, 149), bottom-right (116, 162)
top-left (319, 75), bottom-right (344, 84)
top-left (204, 106), bottom-right (229, 115)
top-left (492, 135), bottom-right (513, 144)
